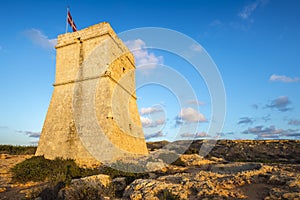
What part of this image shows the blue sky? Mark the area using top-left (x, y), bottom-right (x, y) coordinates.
top-left (0, 0), bottom-right (300, 145)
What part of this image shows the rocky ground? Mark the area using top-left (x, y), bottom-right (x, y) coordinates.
top-left (0, 154), bottom-right (40, 199)
top-left (0, 140), bottom-right (299, 200)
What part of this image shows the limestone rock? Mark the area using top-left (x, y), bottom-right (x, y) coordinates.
top-left (146, 161), bottom-right (166, 172)
top-left (210, 163), bottom-right (262, 174)
top-left (112, 177), bottom-right (127, 192)
top-left (1, 140), bottom-right (300, 199)
top-left (0, 154), bottom-right (9, 159)
top-left (58, 174), bottom-right (113, 200)
top-left (71, 174), bottom-right (111, 188)
top-left (282, 192), bottom-right (300, 200)
top-left (0, 187), bottom-right (6, 193)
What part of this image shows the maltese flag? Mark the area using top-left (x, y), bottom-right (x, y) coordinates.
top-left (67, 10), bottom-right (77, 32)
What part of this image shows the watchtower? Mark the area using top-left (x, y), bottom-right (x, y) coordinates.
top-left (36, 22), bottom-right (148, 166)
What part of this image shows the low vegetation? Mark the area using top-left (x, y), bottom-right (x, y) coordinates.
top-left (11, 156), bottom-right (98, 184)
top-left (0, 145), bottom-right (36, 155)
top-left (11, 157), bottom-right (150, 198)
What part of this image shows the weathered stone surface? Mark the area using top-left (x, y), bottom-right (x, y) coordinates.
top-left (122, 158), bottom-right (300, 200)
top-left (112, 177), bottom-right (127, 192)
top-left (210, 163), bottom-right (262, 174)
top-left (282, 192), bottom-right (300, 200)
top-left (145, 161), bottom-right (166, 172)
top-left (57, 174), bottom-right (113, 200)
top-left (1, 147), bottom-right (300, 199)
top-left (72, 174), bottom-right (111, 188)
top-left (35, 22), bottom-right (148, 167)
top-left (180, 154), bottom-right (214, 166)
top-left (148, 140), bottom-right (300, 163)
top-left (0, 154), bottom-right (10, 159)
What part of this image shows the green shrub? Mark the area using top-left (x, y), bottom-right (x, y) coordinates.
top-left (0, 145), bottom-right (36, 155)
top-left (11, 156), bottom-right (98, 184)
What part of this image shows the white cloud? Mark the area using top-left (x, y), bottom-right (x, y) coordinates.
top-left (183, 44), bottom-right (204, 58)
top-left (24, 29), bottom-right (56, 49)
top-left (269, 74), bottom-right (300, 83)
top-left (177, 107), bottom-right (206, 123)
top-left (189, 44), bottom-right (203, 52)
top-left (187, 99), bottom-right (205, 106)
top-left (140, 116), bottom-right (152, 127)
top-left (125, 39), bottom-right (163, 71)
top-left (238, 0), bottom-right (268, 20)
top-left (140, 106), bottom-right (163, 115)
top-left (140, 116), bottom-right (165, 128)
top-left (155, 118), bottom-right (166, 126)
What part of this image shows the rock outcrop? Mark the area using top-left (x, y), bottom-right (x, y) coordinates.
top-left (1, 140), bottom-right (299, 200)
top-left (148, 140), bottom-right (300, 163)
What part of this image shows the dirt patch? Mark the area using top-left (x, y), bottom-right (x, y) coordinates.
top-left (238, 183), bottom-right (271, 200)
top-left (0, 154), bottom-right (34, 199)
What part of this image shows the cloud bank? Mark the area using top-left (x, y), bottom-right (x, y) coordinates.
top-left (177, 107), bottom-right (206, 124)
top-left (238, 117), bottom-right (254, 125)
top-left (140, 106), bottom-right (163, 115)
top-left (140, 116), bottom-right (165, 128)
top-left (266, 96), bottom-right (292, 112)
top-left (145, 131), bottom-right (164, 140)
top-left (17, 130), bottom-right (41, 138)
top-left (269, 74), bottom-right (300, 83)
top-left (243, 125), bottom-right (300, 139)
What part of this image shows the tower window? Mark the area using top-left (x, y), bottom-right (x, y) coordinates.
top-left (123, 67), bottom-right (126, 73)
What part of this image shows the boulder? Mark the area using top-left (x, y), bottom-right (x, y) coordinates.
top-left (71, 174), bottom-right (111, 188)
top-left (57, 174), bottom-right (113, 200)
top-left (112, 177), bottom-right (127, 192)
top-left (146, 161), bottom-right (166, 172)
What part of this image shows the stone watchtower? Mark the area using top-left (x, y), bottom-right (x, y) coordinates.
top-left (36, 22), bottom-right (148, 166)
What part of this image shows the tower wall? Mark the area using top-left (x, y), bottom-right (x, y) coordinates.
top-left (36, 22), bottom-right (148, 166)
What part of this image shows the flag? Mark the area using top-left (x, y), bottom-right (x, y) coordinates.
top-left (67, 10), bottom-right (77, 32)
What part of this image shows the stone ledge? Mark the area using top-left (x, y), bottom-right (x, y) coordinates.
top-left (56, 22), bottom-right (116, 48)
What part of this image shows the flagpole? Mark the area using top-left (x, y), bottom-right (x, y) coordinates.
top-left (65, 7), bottom-right (69, 33)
